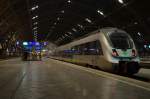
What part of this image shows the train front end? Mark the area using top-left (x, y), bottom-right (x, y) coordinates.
top-left (107, 30), bottom-right (140, 74)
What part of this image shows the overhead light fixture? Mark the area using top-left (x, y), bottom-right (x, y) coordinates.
top-left (32, 17), bottom-right (35, 20)
top-left (72, 28), bottom-right (77, 32)
top-left (35, 5), bottom-right (39, 8)
top-left (77, 24), bottom-right (83, 28)
top-left (33, 27), bottom-right (38, 30)
top-left (137, 32), bottom-right (141, 36)
top-left (34, 31), bottom-right (38, 34)
top-left (34, 30), bottom-right (38, 32)
top-left (61, 10), bottom-right (65, 13)
top-left (54, 22), bottom-right (57, 25)
top-left (35, 15), bottom-right (38, 18)
top-left (31, 5), bottom-right (39, 11)
top-left (32, 15), bottom-right (38, 20)
top-left (65, 34), bottom-right (69, 37)
top-left (134, 22), bottom-right (138, 25)
top-left (57, 17), bottom-right (60, 20)
top-left (97, 10), bottom-right (104, 16)
top-left (33, 22), bottom-right (38, 25)
top-left (118, 0), bottom-right (124, 4)
top-left (31, 7), bottom-right (35, 11)
top-left (67, 0), bottom-right (71, 3)
top-left (68, 32), bottom-right (72, 35)
top-left (62, 36), bottom-right (65, 39)
top-left (85, 18), bottom-right (92, 23)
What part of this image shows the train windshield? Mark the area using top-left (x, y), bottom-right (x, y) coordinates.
top-left (109, 33), bottom-right (133, 49)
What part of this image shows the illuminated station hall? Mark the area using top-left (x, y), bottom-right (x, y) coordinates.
top-left (0, 0), bottom-right (150, 99)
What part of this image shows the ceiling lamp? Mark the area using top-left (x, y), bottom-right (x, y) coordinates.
top-left (118, 0), bottom-right (124, 4)
top-left (72, 28), bottom-right (77, 32)
top-left (33, 22), bottom-right (38, 25)
top-left (31, 5), bottom-right (39, 11)
top-left (32, 15), bottom-right (38, 20)
top-left (61, 10), bottom-right (65, 13)
top-left (97, 10), bottom-right (104, 16)
top-left (33, 27), bottom-right (38, 30)
top-left (68, 32), bottom-right (72, 34)
top-left (85, 18), bottom-right (92, 23)
top-left (57, 17), bottom-right (60, 21)
top-left (67, 0), bottom-right (71, 3)
top-left (77, 24), bottom-right (83, 28)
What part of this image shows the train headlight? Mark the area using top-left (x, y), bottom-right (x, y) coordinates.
top-left (132, 49), bottom-right (136, 57)
top-left (112, 49), bottom-right (119, 57)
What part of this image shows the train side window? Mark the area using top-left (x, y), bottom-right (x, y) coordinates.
top-left (95, 40), bottom-right (103, 55)
top-left (80, 44), bottom-right (86, 55)
top-left (71, 40), bottom-right (103, 55)
top-left (89, 41), bottom-right (99, 55)
top-left (71, 46), bottom-right (75, 54)
top-left (87, 42), bottom-right (94, 55)
top-left (75, 45), bottom-right (82, 55)
top-left (82, 43), bottom-right (90, 55)
top-left (87, 40), bottom-right (103, 55)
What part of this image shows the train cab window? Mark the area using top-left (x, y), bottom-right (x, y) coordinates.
top-left (109, 33), bottom-right (133, 49)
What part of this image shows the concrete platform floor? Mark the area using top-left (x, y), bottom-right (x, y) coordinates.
top-left (135, 68), bottom-right (150, 80)
top-left (0, 58), bottom-right (150, 99)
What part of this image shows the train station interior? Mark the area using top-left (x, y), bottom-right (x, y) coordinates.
top-left (0, 0), bottom-right (150, 99)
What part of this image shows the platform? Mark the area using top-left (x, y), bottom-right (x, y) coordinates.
top-left (140, 61), bottom-right (150, 69)
top-left (0, 58), bottom-right (150, 99)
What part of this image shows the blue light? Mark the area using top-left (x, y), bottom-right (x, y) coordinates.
top-left (144, 45), bottom-right (147, 48)
top-left (89, 48), bottom-right (96, 51)
top-left (23, 42), bottom-right (28, 46)
top-left (36, 47), bottom-right (41, 50)
top-left (35, 42), bottom-right (40, 46)
top-left (44, 42), bottom-right (47, 46)
top-left (149, 45), bottom-right (150, 49)
top-left (16, 41), bottom-right (19, 45)
top-left (29, 42), bottom-right (33, 45)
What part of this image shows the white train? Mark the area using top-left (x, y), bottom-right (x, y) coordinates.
top-left (53, 27), bottom-right (140, 74)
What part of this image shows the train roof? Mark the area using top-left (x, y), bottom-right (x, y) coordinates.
top-left (56, 27), bottom-right (126, 51)
top-left (56, 33), bottom-right (100, 51)
top-left (72, 27), bottom-right (125, 41)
